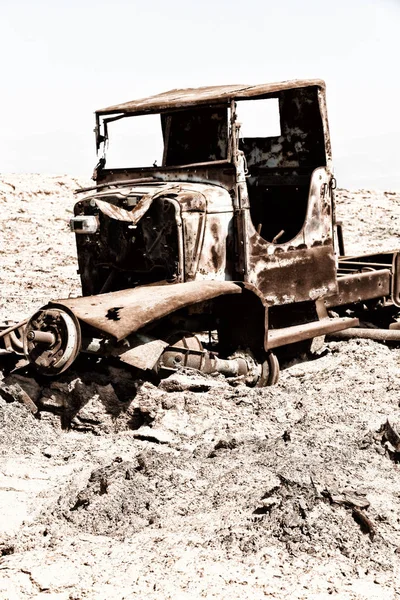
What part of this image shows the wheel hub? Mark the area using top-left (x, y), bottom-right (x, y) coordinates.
top-left (24, 306), bottom-right (81, 375)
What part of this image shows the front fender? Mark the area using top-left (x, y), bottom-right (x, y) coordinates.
top-left (50, 280), bottom-right (242, 341)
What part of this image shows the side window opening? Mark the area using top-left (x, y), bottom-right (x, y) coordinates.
top-left (237, 98), bottom-right (281, 139)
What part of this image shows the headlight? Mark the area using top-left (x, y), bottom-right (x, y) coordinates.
top-left (69, 215), bottom-right (99, 234)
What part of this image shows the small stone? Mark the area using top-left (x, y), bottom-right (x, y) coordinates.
top-left (39, 390), bottom-right (68, 410)
top-left (261, 496), bottom-right (281, 509)
top-left (42, 446), bottom-right (59, 459)
top-left (29, 562), bottom-right (80, 590)
top-left (131, 426), bottom-right (177, 444)
top-left (159, 373), bottom-right (223, 393)
top-left (0, 382), bottom-right (38, 414)
top-left (289, 368), bottom-right (306, 378)
top-left (5, 374), bottom-right (42, 403)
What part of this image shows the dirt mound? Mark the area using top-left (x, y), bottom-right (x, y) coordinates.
top-left (1, 176), bottom-right (400, 598)
top-left (2, 339), bottom-right (400, 597)
top-left (52, 457), bottom-right (159, 536)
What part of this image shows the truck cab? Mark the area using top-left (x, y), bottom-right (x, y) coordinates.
top-left (82, 80), bottom-right (337, 306)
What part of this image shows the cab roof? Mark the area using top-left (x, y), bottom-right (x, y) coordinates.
top-left (96, 79), bottom-right (325, 117)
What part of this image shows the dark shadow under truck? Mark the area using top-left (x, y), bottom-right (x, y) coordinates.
top-left (2, 79), bottom-right (400, 385)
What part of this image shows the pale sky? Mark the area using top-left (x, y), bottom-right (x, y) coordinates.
top-left (1, 0), bottom-right (399, 190)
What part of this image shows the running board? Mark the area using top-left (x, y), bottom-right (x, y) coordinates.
top-left (267, 317), bottom-right (359, 350)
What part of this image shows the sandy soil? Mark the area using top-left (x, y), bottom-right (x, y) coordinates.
top-left (1, 175), bottom-right (400, 599)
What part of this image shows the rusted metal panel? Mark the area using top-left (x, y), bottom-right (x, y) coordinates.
top-left (244, 167), bottom-right (337, 304)
top-left (96, 165), bottom-right (237, 191)
top-left (81, 333), bottom-right (168, 370)
top-left (97, 80), bottom-right (325, 116)
top-left (267, 316), bottom-right (359, 350)
top-left (53, 281), bottom-right (242, 341)
top-left (119, 338), bottom-right (168, 369)
top-left (94, 197), bottom-right (153, 223)
top-left (182, 212), bottom-right (206, 280)
top-left (194, 212), bottom-right (234, 281)
top-left (324, 270), bottom-right (391, 308)
top-left (335, 251), bottom-right (400, 307)
top-left (248, 244), bottom-right (337, 305)
top-left (317, 86), bottom-right (333, 166)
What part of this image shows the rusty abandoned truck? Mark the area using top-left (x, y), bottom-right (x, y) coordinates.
top-left (1, 79), bottom-right (400, 385)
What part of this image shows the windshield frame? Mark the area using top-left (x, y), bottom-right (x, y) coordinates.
top-left (95, 103), bottom-right (235, 171)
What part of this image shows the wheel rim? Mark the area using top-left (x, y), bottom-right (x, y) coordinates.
top-left (24, 306), bottom-right (81, 375)
top-left (258, 351), bottom-right (280, 387)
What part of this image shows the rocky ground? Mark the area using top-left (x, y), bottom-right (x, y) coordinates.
top-left (0, 175), bottom-right (400, 599)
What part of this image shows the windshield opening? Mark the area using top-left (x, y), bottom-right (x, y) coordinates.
top-left (104, 113), bottom-right (163, 168)
top-left (102, 106), bottom-right (229, 169)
